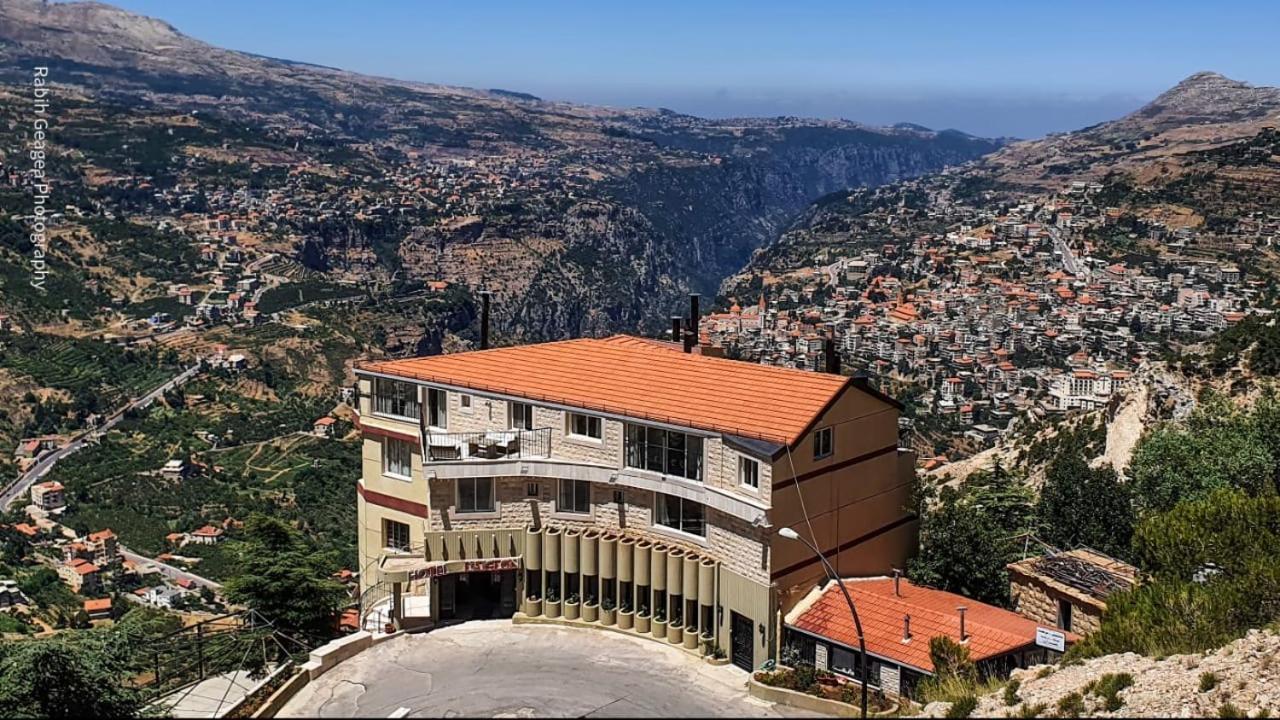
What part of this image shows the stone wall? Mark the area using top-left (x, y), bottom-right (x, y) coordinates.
top-left (1009, 575), bottom-right (1103, 635)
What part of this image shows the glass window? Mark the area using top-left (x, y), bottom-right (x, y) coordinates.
top-left (373, 379), bottom-right (419, 419)
top-left (739, 456), bottom-right (760, 489)
top-left (460, 394), bottom-right (472, 411)
top-left (383, 438), bottom-right (414, 478)
top-left (509, 402), bottom-right (534, 430)
top-left (557, 479), bottom-right (591, 514)
top-left (568, 412), bottom-right (602, 439)
top-left (427, 388), bottom-right (448, 428)
top-left (624, 424), bottom-right (704, 481)
top-left (382, 518), bottom-right (410, 551)
top-left (457, 477), bottom-right (495, 513)
top-left (655, 492), bottom-right (706, 537)
top-left (814, 427), bottom-right (834, 460)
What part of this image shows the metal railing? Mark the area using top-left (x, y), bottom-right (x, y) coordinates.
top-left (423, 427), bottom-right (551, 462)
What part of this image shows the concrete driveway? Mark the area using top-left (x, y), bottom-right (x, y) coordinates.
top-left (280, 621), bottom-right (818, 718)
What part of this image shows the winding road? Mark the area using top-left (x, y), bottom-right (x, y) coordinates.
top-left (0, 363), bottom-right (202, 509)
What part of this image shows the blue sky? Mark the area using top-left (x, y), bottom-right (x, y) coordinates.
top-left (108, 0), bottom-right (1280, 138)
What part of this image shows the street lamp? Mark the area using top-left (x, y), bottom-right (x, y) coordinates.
top-left (778, 526), bottom-right (869, 719)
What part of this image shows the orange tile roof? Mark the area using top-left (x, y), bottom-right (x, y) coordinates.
top-left (356, 335), bottom-right (856, 444)
top-left (789, 577), bottom-right (1073, 673)
top-left (83, 598), bottom-right (112, 612)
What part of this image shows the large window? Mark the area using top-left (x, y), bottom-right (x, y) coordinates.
top-left (813, 427), bottom-right (834, 460)
top-left (655, 492), bottom-right (706, 537)
top-left (557, 479), bottom-right (591, 514)
top-left (373, 379), bottom-right (419, 419)
top-left (509, 402), bottom-right (534, 430)
top-left (383, 438), bottom-right (414, 479)
top-left (625, 425), bottom-right (704, 482)
top-left (382, 518), bottom-right (410, 551)
top-left (427, 388), bottom-right (448, 429)
top-left (739, 456), bottom-right (760, 489)
top-left (568, 412), bottom-right (602, 440)
top-left (457, 477), bottom-right (495, 513)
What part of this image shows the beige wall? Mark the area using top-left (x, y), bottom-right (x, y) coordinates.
top-left (1009, 576), bottom-right (1104, 635)
top-left (768, 385), bottom-right (918, 598)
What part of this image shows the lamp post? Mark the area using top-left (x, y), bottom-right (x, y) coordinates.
top-left (778, 526), bottom-right (868, 719)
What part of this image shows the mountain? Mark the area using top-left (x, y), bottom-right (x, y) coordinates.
top-left (979, 71), bottom-right (1280, 189)
top-left (0, 0), bottom-right (1000, 340)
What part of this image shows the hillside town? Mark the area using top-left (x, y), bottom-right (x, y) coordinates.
top-left (708, 176), bottom-right (1275, 457)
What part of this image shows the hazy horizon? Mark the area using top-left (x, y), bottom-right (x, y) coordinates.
top-left (101, 0), bottom-right (1280, 138)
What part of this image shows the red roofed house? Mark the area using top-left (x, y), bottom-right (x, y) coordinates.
top-left (83, 597), bottom-right (113, 620)
top-left (785, 576), bottom-right (1077, 698)
top-left (353, 333), bottom-right (918, 668)
top-left (313, 416), bottom-right (337, 437)
top-left (30, 481), bottom-right (66, 511)
top-left (58, 558), bottom-right (102, 594)
top-left (189, 525), bottom-right (224, 545)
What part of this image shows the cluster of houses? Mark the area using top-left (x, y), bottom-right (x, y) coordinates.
top-left (706, 181), bottom-right (1268, 457)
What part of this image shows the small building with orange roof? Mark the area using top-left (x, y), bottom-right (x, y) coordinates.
top-left (785, 576), bottom-right (1078, 698)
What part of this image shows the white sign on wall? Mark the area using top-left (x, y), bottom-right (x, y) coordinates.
top-left (1036, 627), bottom-right (1066, 652)
top-left (815, 643), bottom-right (829, 671)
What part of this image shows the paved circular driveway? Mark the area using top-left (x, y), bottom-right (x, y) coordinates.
top-left (280, 620), bottom-right (814, 718)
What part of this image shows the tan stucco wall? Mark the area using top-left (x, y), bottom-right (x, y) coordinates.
top-left (1009, 576), bottom-right (1104, 635)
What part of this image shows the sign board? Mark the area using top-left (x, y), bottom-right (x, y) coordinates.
top-left (1036, 627), bottom-right (1066, 652)
top-left (814, 643), bottom-right (829, 671)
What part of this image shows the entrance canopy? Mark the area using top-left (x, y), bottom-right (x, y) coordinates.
top-left (378, 554), bottom-right (521, 584)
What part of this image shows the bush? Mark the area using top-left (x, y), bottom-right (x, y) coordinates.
top-left (1200, 671), bottom-right (1219, 693)
top-left (944, 695), bottom-right (977, 719)
top-left (1003, 678), bottom-right (1021, 706)
top-left (1015, 703), bottom-right (1049, 718)
top-left (1219, 702), bottom-right (1245, 718)
top-left (1055, 691), bottom-right (1085, 718)
top-left (1091, 672), bottom-right (1133, 711)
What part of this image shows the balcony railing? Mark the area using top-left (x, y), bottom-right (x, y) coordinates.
top-left (423, 428), bottom-right (552, 462)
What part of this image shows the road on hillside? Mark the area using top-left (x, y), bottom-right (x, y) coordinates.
top-left (120, 546), bottom-right (223, 591)
top-left (0, 364), bottom-right (202, 509)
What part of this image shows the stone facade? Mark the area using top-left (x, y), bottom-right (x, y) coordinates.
top-left (1008, 574), bottom-right (1104, 636)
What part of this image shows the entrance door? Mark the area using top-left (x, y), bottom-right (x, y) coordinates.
top-left (731, 611), bottom-right (754, 672)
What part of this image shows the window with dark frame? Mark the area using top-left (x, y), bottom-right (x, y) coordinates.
top-left (383, 437), bottom-right (413, 478)
top-left (373, 378), bottom-right (419, 419)
top-left (509, 401), bottom-right (534, 430)
top-left (382, 518), bottom-right (410, 551)
top-left (457, 477), bottom-right (495, 513)
top-left (557, 478), bottom-right (591, 514)
top-left (655, 492), bottom-right (706, 537)
top-left (739, 455), bottom-right (760, 489)
top-left (568, 412), bottom-right (603, 439)
top-left (427, 387), bottom-right (448, 428)
top-left (814, 426), bottom-right (834, 460)
top-left (624, 424), bottom-right (704, 481)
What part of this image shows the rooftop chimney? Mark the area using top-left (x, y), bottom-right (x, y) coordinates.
top-left (684, 294), bottom-right (700, 353)
top-left (479, 291), bottom-right (492, 350)
top-left (958, 606), bottom-right (968, 642)
top-left (903, 614), bottom-right (911, 642)
top-left (892, 568), bottom-right (902, 597)
top-left (672, 316), bottom-right (684, 345)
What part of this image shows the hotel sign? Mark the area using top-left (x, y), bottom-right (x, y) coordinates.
top-left (409, 557), bottom-right (521, 581)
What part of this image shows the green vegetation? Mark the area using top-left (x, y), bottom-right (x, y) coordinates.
top-left (917, 636), bottom-right (1002, 707)
top-left (1200, 671), bottom-right (1219, 693)
top-left (909, 463), bottom-right (1035, 606)
top-left (1003, 678), bottom-right (1021, 707)
top-left (225, 515), bottom-right (348, 637)
top-left (1055, 691), bottom-right (1085, 718)
top-left (1087, 672), bottom-right (1133, 711)
top-left (1036, 454), bottom-right (1133, 558)
top-left (943, 695), bottom-right (977, 719)
top-left (256, 279), bottom-right (359, 315)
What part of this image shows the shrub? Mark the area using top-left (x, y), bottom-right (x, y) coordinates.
top-left (1003, 678), bottom-right (1022, 706)
top-left (1015, 703), bottom-right (1049, 718)
top-left (1055, 692), bottom-right (1085, 718)
top-left (1219, 702), bottom-right (1245, 718)
top-left (1091, 672), bottom-right (1133, 711)
top-left (1200, 671), bottom-right (1219, 693)
top-left (944, 695), bottom-right (977, 719)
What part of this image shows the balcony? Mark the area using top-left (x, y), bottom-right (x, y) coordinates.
top-left (423, 428), bottom-right (551, 462)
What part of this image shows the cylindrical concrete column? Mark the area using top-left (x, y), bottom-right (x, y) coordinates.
top-left (600, 534), bottom-right (617, 580)
top-left (666, 548), bottom-right (685, 597)
top-left (544, 527), bottom-right (562, 573)
top-left (581, 529), bottom-right (599, 576)
top-left (617, 537), bottom-right (635, 583)
top-left (563, 529), bottom-right (581, 574)
top-left (524, 527), bottom-right (543, 571)
top-left (650, 544), bottom-right (668, 591)
top-left (683, 553), bottom-right (699, 604)
top-left (634, 540), bottom-right (651, 586)
top-left (698, 558), bottom-right (715, 602)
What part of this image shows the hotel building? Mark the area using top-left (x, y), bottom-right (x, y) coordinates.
top-left (354, 335), bottom-right (916, 671)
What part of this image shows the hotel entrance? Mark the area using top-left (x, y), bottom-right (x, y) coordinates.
top-left (438, 569), bottom-right (518, 622)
